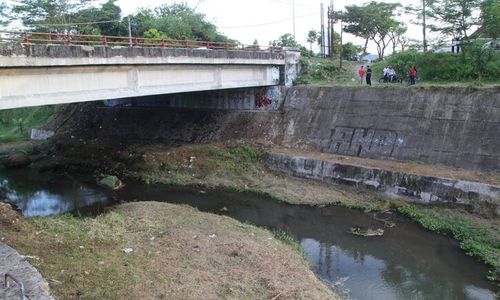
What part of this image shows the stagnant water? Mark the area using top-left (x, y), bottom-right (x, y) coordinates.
top-left (0, 169), bottom-right (498, 300)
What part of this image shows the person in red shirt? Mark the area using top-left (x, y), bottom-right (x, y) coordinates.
top-left (358, 66), bottom-right (366, 84)
top-left (410, 66), bottom-right (417, 85)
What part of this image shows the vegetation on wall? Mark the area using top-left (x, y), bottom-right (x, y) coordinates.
top-left (0, 106), bottom-right (55, 143)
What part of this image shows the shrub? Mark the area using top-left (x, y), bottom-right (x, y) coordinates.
top-left (372, 47), bottom-right (500, 82)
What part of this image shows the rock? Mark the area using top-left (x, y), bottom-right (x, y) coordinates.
top-left (121, 248), bottom-right (133, 254)
top-left (350, 227), bottom-right (384, 237)
top-left (97, 175), bottom-right (124, 190)
top-left (1, 152), bottom-right (32, 168)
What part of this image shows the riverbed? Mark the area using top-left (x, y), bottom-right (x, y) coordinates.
top-left (0, 168), bottom-right (497, 299)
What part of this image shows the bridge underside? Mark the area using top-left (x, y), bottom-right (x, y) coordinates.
top-left (0, 64), bottom-right (280, 110)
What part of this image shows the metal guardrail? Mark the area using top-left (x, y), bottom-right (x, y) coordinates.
top-left (0, 30), bottom-right (283, 53)
top-left (4, 272), bottom-right (25, 300)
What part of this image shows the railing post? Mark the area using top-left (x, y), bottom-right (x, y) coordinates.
top-left (133, 37), bottom-right (138, 47)
top-left (67, 33), bottom-right (71, 45)
top-left (184, 39), bottom-right (188, 48)
top-left (161, 39), bottom-right (165, 48)
top-left (23, 32), bottom-right (29, 43)
top-left (103, 36), bottom-right (108, 46)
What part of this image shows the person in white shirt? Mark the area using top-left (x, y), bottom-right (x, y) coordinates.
top-left (383, 66), bottom-right (389, 82)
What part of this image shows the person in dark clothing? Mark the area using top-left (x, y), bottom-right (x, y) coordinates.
top-left (366, 66), bottom-right (372, 86)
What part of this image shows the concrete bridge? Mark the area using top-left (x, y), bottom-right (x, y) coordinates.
top-left (0, 44), bottom-right (298, 110)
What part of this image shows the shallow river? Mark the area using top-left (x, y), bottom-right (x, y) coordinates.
top-left (0, 168), bottom-right (498, 300)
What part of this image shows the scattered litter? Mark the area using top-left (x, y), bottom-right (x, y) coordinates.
top-left (350, 227), bottom-right (384, 237)
top-left (79, 246), bottom-right (85, 249)
top-left (219, 206), bottom-right (229, 212)
top-left (192, 245), bottom-right (200, 252)
top-left (150, 237), bottom-right (155, 241)
top-left (97, 261), bottom-right (105, 266)
top-left (199, 190), bottom-right (206, 194)
top-left (121, 247), bottom-right (134, 254)
top-left (20, 255), bottom-right (40, 261)
top-left (208, 234), bottom-right (217, 239)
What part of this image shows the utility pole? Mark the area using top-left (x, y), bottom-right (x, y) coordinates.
top-left (339, 18), bottom-right (343, 69)
top-left (422, 0), bottom-right (427, 52)
top-left (128, 16), bottom-right (132, 46)
top-left (327, 5), bottom-right (331, 57)
top-left (330, 0), bottom-right (334, 57)
top-left (320, 3), bottom-right (325, 57)
top-left (292, 0), bottom-right (296, 38)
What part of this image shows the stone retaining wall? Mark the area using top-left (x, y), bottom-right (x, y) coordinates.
top-left (268, 153), bottom-right (500, 216)
top-left (281, 86), bottom-right (500, 171)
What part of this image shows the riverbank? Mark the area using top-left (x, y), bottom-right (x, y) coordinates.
top-left (0, 200), bottom-right (337, 299)
top-left (23, 138), bottom-right (498, 283)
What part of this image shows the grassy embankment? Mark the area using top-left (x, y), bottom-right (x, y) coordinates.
top-left (123, 143), bottom-right (499, 282)
top-left (296, 49), bottom-right (500, 87)
top-left (0, 201), bottom-right (336, 299)
top-left (0, 106), bottom-right (55, 143)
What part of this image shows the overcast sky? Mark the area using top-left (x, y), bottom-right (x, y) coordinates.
top-left (115, 0), bottom-right (432, 54)
top-left (2, 0), bottom-right (440, 54)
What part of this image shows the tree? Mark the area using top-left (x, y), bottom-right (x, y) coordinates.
top-left (387, 23), bottom-right (408, 54)
top-left (143, 28), bottom-right (169, 39)
top-left (307, 29), bottom-right (318, 52)
top-left (130, 3), bottom-right (231, 42)
top-left (339, 5), bottom-right (373, 54)
top-left (340, 1), bottom-right (401, 58)
top-left (427, 0), bottom-right (483, 42)
top-left (271, 33), bottom-right (299, 48)
top-left (0, 2), bottom-right (9, 27)
top-left (342, 42), bottom-right (362, 60)
top-left (10, 0), bottom-right (97, 33)
top-left (72, 0), bottom-right (125, 36)
top-left (405, 0), bottom-right (433, 52)
top-left (481, 0), bottom-right (500, 39)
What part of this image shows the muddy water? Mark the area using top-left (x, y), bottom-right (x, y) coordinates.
top-left (0, 169), bottom-right (498, 300)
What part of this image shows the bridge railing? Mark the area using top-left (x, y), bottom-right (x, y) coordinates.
top-left (0, 30), bottom-right (283, 53)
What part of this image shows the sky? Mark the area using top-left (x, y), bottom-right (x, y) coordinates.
top-left (115, 0), bottom-right (430, 54)
top-left (2, 0), bottom-right (442, 54)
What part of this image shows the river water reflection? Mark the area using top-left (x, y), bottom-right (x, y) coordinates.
top-left (0, 168), bottom-right (497, 299)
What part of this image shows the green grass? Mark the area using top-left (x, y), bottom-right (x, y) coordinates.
top-left (398, 204), bottom-right (500, 282)
top-left (295, 58), bottom-right (358, 86)
top-left (0, 106), bottom-right (55, 143)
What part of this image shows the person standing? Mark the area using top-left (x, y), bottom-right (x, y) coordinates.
top-left (358, 66), bottom-right (366, 85)
top-left (366, 65), bottom-right (372, 86)
top-left (410, 66), bottom-right (417, 85)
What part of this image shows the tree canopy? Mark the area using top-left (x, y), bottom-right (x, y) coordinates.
top-left (426, 0), bottom-right (483, 42)
top-left (340, 1), bottom-right (403, 59)
top-left (10, 0), bottom-right (97, 33)
top-left (129, 3), bottom-right (230, 42)
top-left (481, 0), bottom-right (500, 39)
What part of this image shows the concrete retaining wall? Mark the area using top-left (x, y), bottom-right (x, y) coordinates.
top-left (281, 86), bottom-right (500, 171)
top-left (268, 153), bottom-right (500, 216)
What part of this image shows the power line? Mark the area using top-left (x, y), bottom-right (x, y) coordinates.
top-left (219, 12), bottom-right (318, 29)
top-left (267, 0), bottom-right (313, 7)
top-left (33, 19), bottom-right (122, 28)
